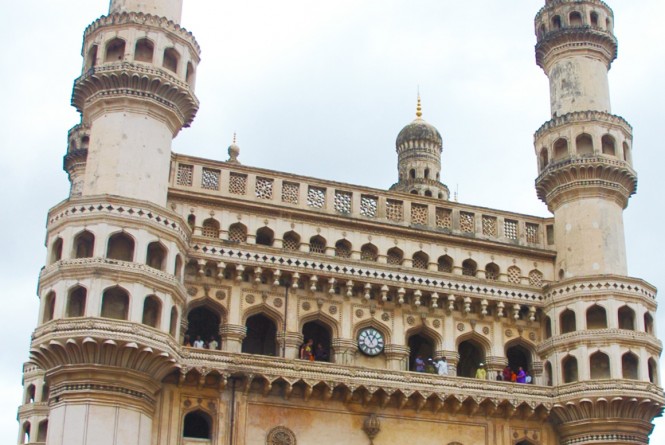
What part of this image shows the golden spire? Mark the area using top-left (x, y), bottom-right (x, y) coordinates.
top-left (233, 132), bottom-right (237, 144)
top-left (416, 93), bottom-right (423, 118)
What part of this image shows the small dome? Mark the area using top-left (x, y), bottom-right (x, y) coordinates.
top-left (396, 118), bottom-right (442, 148)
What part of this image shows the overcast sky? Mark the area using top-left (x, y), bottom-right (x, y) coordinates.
top-left (1, 0), bottom-right (664, 441)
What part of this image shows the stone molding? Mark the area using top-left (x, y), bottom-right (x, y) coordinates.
top-left (544, 276), bottom-right (657, 303)
top-left (537, 328), bottom-right (662, 356)
top-left (536, 28), bottom-right (617, 70)
top-left (534, 110), bottom-right (632, 140)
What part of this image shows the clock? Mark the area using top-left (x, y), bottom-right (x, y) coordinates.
top-left (357, 327), bottom-right (385, 356)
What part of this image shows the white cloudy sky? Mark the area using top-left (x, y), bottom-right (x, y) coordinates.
top-left (1, 0), bottom-right (664, 441)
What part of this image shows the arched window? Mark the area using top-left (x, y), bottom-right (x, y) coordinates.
top-left (360, 243), bottom-right (378, 262)
top-left (644, 312), bottom-right (654, 335)
top-left (387, 247), bottom-right (404, 265)
top-left (538, 23), bottom-right (547, 39)
top-left (163, 48), bottom-right (179, 73)
top-left (134, 38), bottom-right (154, 63)
top-left (104, 38), bottom-right (125, 63)
top-left (408, 332), bottom-right (436, 371)
top-left (576, 133), bottom-right (594, 155)
top-left (424, 168), bottom-right (430, 179)
top-left (169, 306), bottom-right (178, 337)
top-left (101, 287), bottom-right (129, 320)
top-left (334, 239), bottom-right (352, 258)
top-left (282, 231), bottom-right (301, 251)
top-left (410, 190), bottom-right (418, 195)
top-left (187, 214), bottom-right (196, 230)
top-left (622, 352), bottom-right (639, 380)
top-left (255, 227), bottom-right (274, 246)
top-left (21, 421), bottom-right (30, 445)
top-left (437, 255), bottom-right (453, 273)
top-left (37, 420), bottom-right (48, 443)
top-left (560, 309), bottom-right (576, 334)
top-left (551, 15), bottom-right (562, 30)
top-left (590, 11), bottom-right (599, 27)
top-left (412, 251), bottom-right (429, 269)
top-left (569, 11), bottom-right (583, 27)
top-left (544, 316), bottom-right (552, 339)
top-left (457, 339), bottom-right (485, 378)
top-left (183, 410), bottom-right (212, 440)
top-left (590, 351), bottom-right (610, 379)
top-left (410, 169), bottom-right (416, 179)
top-left (553, 138), bottom-right (568, 160)
top-left (528, 270), bottom-right (543, 287)
top-left (618, 306), bottom-right (635, 330)
top-left (602, 135), bottom-right (616, 156)
top-left (73, 230), bottom-right (94, 258)
top-left (309, 235), bottom-right (326, 254)
top-left (67, 286), bottom-right (86, 317)
top-left (540, 147), bottom-right (549, 169)
top-left (86, 45), bottom-right (98, 70)
top-left (485, 263), bottom-right (499, 280)
top-left (462, 259), bottom-right (477, 277)
top-left (623, 142), bottom-right (631, 162)
top-left (43, 291), bottom-right (56, 323)
top-left (146, 241), bottom-right (167, 271)
top-left (242, 314), bottom-right (277, 356)
top-left (107, 232), bottom-right (135, 262)
top-left (24, 384), bottom-right (35, 404)
top-left (175, 254), bottom-right (183, 281)
top-left (648, 358), bottom-right (658, 384)
top-left (142, 296), bottom-right (162, 328)
top-left (302, 320), bottom-right (332, 362)
top-left (506, 343), bottom-right (533, 376)
top-left (50, 237), bottom-right (63, 264)
top-left (544, 361), bottom-right (553, 386)
top-left (186, 306), bottom-right (221, 349)
top-left (424, 190), bottom-right (433, 197)
top-left (186, 62), bottom-right (196, 87)
top-left (586, 305), bottom-right (607, 329)
top-left (228, 223), bottom-right (247, 243)
top-left (507, 266), bottom-right (521, 284)
top-left (562, 355), bottom-right (578, 383)
top-left (202, 218), bottom-right (220, 238)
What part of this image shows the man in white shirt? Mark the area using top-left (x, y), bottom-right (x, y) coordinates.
top-left (193, 335), bottom-right (205, 348)
top-left (436, 357), bottom-right (449, 375)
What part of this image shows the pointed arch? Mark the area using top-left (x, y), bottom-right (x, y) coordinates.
top-left (202, 218), bottom-right (220, 238)
top-left (412, 251), bottom-right (429, 269)
top-left (66, 285), bottom-right (87, 317)
top-left (299, 311), bottom-right (340, 338)
top-left (242, 302), bottom-right (284, 331)
top-left (142, 295), bottom-right (162, 328)
top-left (334, 239), bottom-right (352, 258)
top-left (437, 255), bottom-right (453, 273)
top-left (576, 133), bottom-right (594, 155)
top-left (183, 409), bottom-right (212, 439)
top-left (302, 319), bottom-right (333, 362)
top-left (560, 309), bottom-right (576, 334)
top-left (107, 232), bottom-right (135, 261)
top-left (169, 306), bottom-right (179, 337)
top-left (242, 312), bottom-right (279, 356)
top-left (360, 243), bottom-right (378, 262)
top-left (228, 222), bottom-right (247, 242)
top-left (73, 230), bottom-right (95, 258)
top-left (146, 241), bottom-right (167, 271)
top-left (586, 304), bottom-right (607, 329)
top-left (186, 300), bottom-right (225, 348)
top-left (282, 231), bottom-right (301, 251)
top-left (618, 305), bottom-right (635, 330)
top-left (462, 259), bottom-right (477, 277)
top-left (50, 237), bottom-right (63, 264)
top-left (134, 38), bottom-right (154, 63)
top-left (255, 226), bottom-right (274, 246)
top-left (544, 360), bottom-right (553, 386)
top-left (163, 47), bottom-right (179, 73)
top-left (309, 235), bottom-right (326, 254)
top-left (104, 38), bottom-right (125, 62)
top-left (505, 338), bottom-right (535, 374)
top-left (622, 352), bottom-right (639, 380)
top-left (590, 350), bottom-right (610, 379)
top-left (485, 262), bottom-right (500, 280)
top-left (602, 134), bottom-right (616, 156)
top-left (37, 419), bottom-right (48, 442)
top-left (507, 265), bottom-right (521, 284)
top-left (539, 147), bottom-right (549, 169)
top-left (386, 247), bottom-right (404, 265)
top-left (101, 286), bottom-right (130, 320)
top-left (562, 355), bottom-right (578, 383)
top-left (553, 138), bottom-right (568, 160)
top-left (42, 291), bottom-right (56, 323)
top-left (457, 335), bottom-right (487, 378)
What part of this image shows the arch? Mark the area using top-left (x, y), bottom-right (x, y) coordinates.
top-left (412, 251), bottom-right (429, 269)
top-left (623, 142), bottom-right (631, 162)
top-left (37, 419), bottom-right (48, 442)
top-left (282, 231), bottom-right (301, 251)
top-left (553, 138), bottom-right (568, 160)
top-left (539, 147), bottom-right (549, 169)
top-left (163, 47), bottom-right (179, 73)
top-left (538, 23), bottom-right (547, 39)
top-left (505, 340), bottom-right (534, 375)
top-left (424, 190), bottom-right (433, 197)
top-left (648, 358), bottom-right (658, 384)
top-left (134, 38), bottom-right (154, 63)
top-left (562, 355), bottom-right (578, 383)
top-left (24, 384), bottom-right (35, 404)
top-left (575, 133), bottom-right (594, 155)
top-left (485, 262), bottom-right (500, 280)
top-left (169, 306), bottom-right (178, 337)
top-left (569, 11), bottom-right (583, 27)
top-left (202, 218), bottom-right (220, 238)
top-left (50, 237), bottom-right (63, 264)
top-left (560, 309), bottom-right (576, 334)
top-left (408, 331), bottom-right (436, 371)
top-left (106, 232), bottom-right (135, 262)
top-left (187, 214), bottom-right (196, 229)
top-left (602, 134), bottom-right (616, 156)
top-left (544, 316), bottom-right (552, 339)
top-left (242, 313), bottom-right (278, 356)
top-left (590, 11), bottom-right (599, 27)
top-left (457, 338), bottom-right (486, 378)
top-left (66, 286), bottom-right (87, 317)
top-left (386, 247), bottom-right (404, 265)
top-left (255, 227), bottom-right (274, 246)
top-left (551, 15), bottom-right (562, 30)
top-left (410, 189), bottom-right (418, 195)
top-left (43, 291), bottom-right (56, 323)
top-left (644, 312), bottom-right (654, 335)
top-left (528, 269), bottom-right (543, 286)
top-left (334, 239), bottom-right (352, 258)
top-left (586, 304), bottom-right (607, 329)
top-left (360, 243), bottom-right (378, 262)
top-left (101, 286), bottom-right (130, 320)
top-left (86, 44), bottom-right (98, 70)
top-left (302, 320), bottom-right (332, 362)
top-left (73, 230), bottom-right (95, 258)
top-left (606, 17), bottom-right (613, 32)
top-left (410, 169), bottom-right (416, 179)
top-left (544, 361), bottom-right (553, 386)
top-left (462, 259), bottom-right (477, 277)
top-left (142, 295), bottom-right (162, 328)
top-left (183, 410), bottom-right (212, 439)
top-left (228, 222), bottom-right (247, 243)
top-left (424, 168), bottom-right (430, 179)
top-left (267, 427), bottom-right (296, 445)
top-left (618, 305), bottom-right (635, 330)
top-left (622, 352), bottom-right (639, 380)
top-left (590, 351), bottom-right (610, 379)
top-left (175, 254), bottom-right (183, 281)
top-left (146, 241), bottom-right (167, 271)
top-left (186, 304), bottom-right (223, 348)
top-left (507, 265), bottom-right (521, 284)
top-left (186, 62), bottom-right (196, 86)
top-left (309, 235), bottom-right (326, 254)
top-left (437, 255), bottom-right (453, 273)
top-left (105, 38), bottom-right (125, 62)
top-left (21, 421), bottom-right (30, 444)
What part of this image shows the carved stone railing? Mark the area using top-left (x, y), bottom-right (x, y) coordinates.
top-left (534, 111), bottom-right (632, 139)
top-left (537, 329), bottom-right (662, 356)
top-left (544, 275), bottom-right (657, 302)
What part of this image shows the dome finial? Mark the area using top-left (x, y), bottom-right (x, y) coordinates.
top-left (227, 132), bottom-right (240, 164)
top-left (416, 91), bottom-right (423, 119)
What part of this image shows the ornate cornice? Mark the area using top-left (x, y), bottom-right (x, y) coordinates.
top-left (534, 111), bottom-right (632, 141)
top-left (537, 329), bottom-right (662, 356)
top-left (536, 28), bottom-right (617, 71)
top-left (544, 275), bottom-right (657, 303)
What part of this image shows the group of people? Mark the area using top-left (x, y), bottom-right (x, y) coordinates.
top-left (299, 339), bottom-right (329, 361)
top-left (413, 355), bottom-right (449, 375)
top-left (183, 334), bottom-right (219, 350)
top-left (493, 364), bottom-right (533, 383)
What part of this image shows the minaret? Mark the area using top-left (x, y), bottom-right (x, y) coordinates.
top-left (70, 0), bottom-right (199, 205)
top-left (390, 96), bottom-right (449, 200)
top-left (18, 2), bottom-right (198, 444)
top-left (534, 2), bottom-right (662, 444)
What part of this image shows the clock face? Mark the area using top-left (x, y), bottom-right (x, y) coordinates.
top-left (357, 328), bottom-right (385, 356)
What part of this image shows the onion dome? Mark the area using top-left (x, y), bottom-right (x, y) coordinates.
top-left (227, 133), bottom-right (241, 164)
top-left (396, 97), bottom-right (442, 149)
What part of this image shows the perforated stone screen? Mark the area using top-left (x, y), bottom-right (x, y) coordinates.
top-left (411, 204), bottom-right (428, 225)
top-left (460, 212), bottom-right (475, 233)
top-left (281, 182), bottom-right (299, 204)
top-left (482, 215), bottom-right (497, 237)
top-left (436, 208), bottom-right (452, 229)
top-left (228, 224), bottom-right (247, 243)
top-left (229, 173), bottom-right (247, 195)
top-left (307, 186), bottom-right (326, 209)
top-left (176, 164), bottom-right (193, 186)
top-left (360, 195), bottom-right (378, 218)
top-left (255, 177), bottom-right (274, 200)
top-left (334, 191), bottom-right (352, 214)
top-left (201, 168), bottom-right (220, 190)
top-left (526, 223), bottom-right (539, 244)
top-left (386, 200), bottom-right (403, 222)
top-left (505, 219), bottom-right (518, 240)
top-left (412, 254), bottom-right (428, 269)
top-left (529, 270), bottom-right (543, 287)
top-left (507, 266), bottom-right (521, 284)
